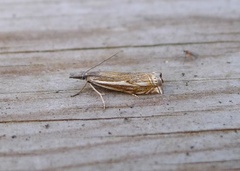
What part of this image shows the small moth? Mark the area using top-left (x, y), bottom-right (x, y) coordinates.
top-left (183, 50), bottom-right (198, 60)
top-left (70, 52), bottom-right (164, 109)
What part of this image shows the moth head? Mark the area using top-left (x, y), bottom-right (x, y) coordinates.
top-left (69, 72), bottom-right (87, 80)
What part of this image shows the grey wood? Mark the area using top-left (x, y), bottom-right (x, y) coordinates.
top-left (0, 0), bottom-right (240, 170)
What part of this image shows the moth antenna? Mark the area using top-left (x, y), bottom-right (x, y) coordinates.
top-left (84, 50), bottom-right (123, 73)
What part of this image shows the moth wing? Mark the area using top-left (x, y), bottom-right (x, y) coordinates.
top-left (88, 72), bottom-right (133, 82)
top-left (126, 73), bottom-right (153, 86)
top-left (89, 72), bottom-right (152, 86)
top-left (87, 72), bottom-right (156, 94)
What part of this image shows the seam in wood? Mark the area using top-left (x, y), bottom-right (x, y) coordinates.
top-left (0, 40), bottom-right (240, 55)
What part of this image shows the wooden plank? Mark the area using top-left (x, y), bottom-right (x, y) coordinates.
top-left (1, 0), bottom-right (240, 170)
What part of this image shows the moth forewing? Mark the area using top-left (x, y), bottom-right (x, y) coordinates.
top-left (90, 72), bottom-right (164, 95)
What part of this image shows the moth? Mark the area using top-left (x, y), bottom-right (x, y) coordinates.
top-left (183, 50), bottom-right (198, 60)
top-left (70, 52), bottom-right (164, 109)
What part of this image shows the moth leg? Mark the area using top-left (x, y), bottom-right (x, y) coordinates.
top-left (89, 83), bottom-right (106, 109)
top-left (71, 82), bottom-right (88, 97)
top-left (158, 86), bottom-right (163, 95)
top-left (131, 94), bottom-right (139, 98)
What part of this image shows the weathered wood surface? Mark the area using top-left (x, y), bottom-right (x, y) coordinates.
top-left (1, 0), bottom-right (240, 170)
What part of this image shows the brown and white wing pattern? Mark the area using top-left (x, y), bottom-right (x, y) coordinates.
top-left (87, 72), bottom-right (163, 95)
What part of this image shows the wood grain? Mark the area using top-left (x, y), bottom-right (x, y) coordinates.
top-left (1, 0), bottom-right (240, 170)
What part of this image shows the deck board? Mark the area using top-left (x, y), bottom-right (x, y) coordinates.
top-left (1, 0), bottom-right (240, 170)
